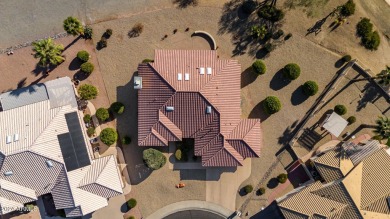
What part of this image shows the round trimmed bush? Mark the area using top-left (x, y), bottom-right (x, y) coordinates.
top-left (242, 0), bottom-right (258, 14)
top-left (347, 116), bottom-right (356, 125)
top-left (283, 63), bottom-right (301, 80)
top-left (252, 60), bottom-right (266, 75)
top-left (244, 185), bottom-right (253, 194)
top-left (175, 149), bottom-right (182, 161)
top-left (143, 148), bottom-right (167, 170)
top-left (99, 128), bottom-right (118, 146)
top-left (302, 81), bottom-right (319, 96)
top-left (77, 50), bottom-right (90, 63)
top-left (334, 105), bottom-right (347, 115)
top-left (80, 62), bottom-right (94, 75)
top-left (87, 127), bottom-right (95, 137)
top-left (83, 26), bottom-right (93, 39)
top-left (277, 173), bottom-right (288, 184)
top-left (257, 187), bottom-right (266, 196)
top-left (83, 114), bottom-right (91, 123)
top-left (122, 136), bottom-right (131, 145)
top-left (342, 55), bottom-right (352, 62)
top-left (78, 84), bottom-right (98, 100)
top-left (96, 108), bottom-right (109, 122)
top-left (263, 96), bottom-right (281, 115)
top-left (127, 198), bottom-right (137, 208)
top-left (110, 102), bottom-right (125, 114)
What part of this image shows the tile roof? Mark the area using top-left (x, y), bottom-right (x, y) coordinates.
top-left (138, 50), bottom-right (263, 166)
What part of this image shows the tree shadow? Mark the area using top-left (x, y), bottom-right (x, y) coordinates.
top-left (357, 83), bottom-right (381, 111)
top-left (248, 100), bottom-right (270, 122)
top-left (31, 63), bottom-right (47, 76)
top-left (120, 202), bottom-right (129, 213)
top-left (69, 57), bottom-right (82, 71)
top-left (270, 68), bottom-right (290, 91)
top-left (238, 187), bottom-right (249, 196)
top-left (291, 86), bottom-right (309, 106)
top-left (267, 178), bottom-right (279, 189)
top-left (306, 11), bottom-right (333, 36)
top-left (63, 35), bottom-right (82, 52)
top-left (17, 77), bottom-right (27, 88)
top-left (172, 0), bottom-right (198, 8)
top-left (255, 47), bottom-right (271, 59)
top-left (241, 66), bottom-right (258, 88)
top-left (334, 58), bottom-right (346, 68)
top-left (73, 71), bottom-right (89, 81)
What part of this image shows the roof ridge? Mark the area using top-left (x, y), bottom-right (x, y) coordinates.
top-left (148, 63), bottom-right (177, 92)
top-left (157, 111), bottom-right (182, 140)
top-left (93, 155), bottom-right (122, 193)
top-left (199, 59), bottom-right (233, 91)
top-left (151, 128), bottom-right (168, 146)
top-left (78, 156), bottom-right (111, 187)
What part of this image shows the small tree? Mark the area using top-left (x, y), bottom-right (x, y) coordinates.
top-left (302, 81), bottom-right (319, 96)
top-left (373, 116), bottom-right (390, 143)
top-left (32, 38), bottom-right (64, 68)
top-left (258, 5), bottom-right (284, 22)
top-left (100, 128), bottom-right (118, 146)
top-left (362, 31), bottom-right (380, 50)
top-left (347, 116), bottom-right (356, 125)
top-left (244, 185), bottom-right (253, 194)
top-left (340, 0), bottom-right (355, 17)
top-left (377, 66), bottom-right (390, 86)
top-left (83, 114), bottom-right (91, 123)
top-left (127, 198), bottom-right (137, 208)
top-left (63, 17), bottom-right (84, 36)
top-left (78, 84), bottom-right (98, 100)
top-left (263, 96), bottom-right (281, 115)
top-left (143, 148), bottom-right (166, 170)
top-left (252, 60), bottom-right (266, 75)
top-left (96, 108), bottom-right (109, 122)
top-left (283, 63), bottom-right (301, 80)
top-left (356, 18), bottom-right (373, 37)
top-left (129, 23), bottom-right (144, 38)
top-left (77, 50), bottom-right (90, 63)
top-left (334, 104), bottom-right (347, 115)
top-left (122, 136), bottom-right (131, 145)
top-left (257, 187), bottom-right (266, 196)
top-left (83, 26), bottom-right (93, 39)
top-left (110, 102), bottom-right (125, 114)
top-left (277, 173), bottom-right (288, 184)
top-left (251, 25), bottom-right (268, 39)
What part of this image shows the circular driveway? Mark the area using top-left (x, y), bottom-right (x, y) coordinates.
top-left (164, 210), bottom-right (224, 219)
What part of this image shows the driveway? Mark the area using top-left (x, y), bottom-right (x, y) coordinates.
top-left (91, 194), bottom-right (126, 219)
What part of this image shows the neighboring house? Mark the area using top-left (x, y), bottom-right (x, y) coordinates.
top-left (136, 50), bottom-right (263, 166)
top-left (0, 77), bottom-right (123, 217)
top-left (277, 140), bottom-right (390, 219)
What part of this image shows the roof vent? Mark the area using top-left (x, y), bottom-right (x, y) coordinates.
top-left (6, 136), bottom-right (11, 144)
top-left (4, 171), bottom-right (13, 176)
top-left (199, 67), bottom-right (205, 75)
top-left (206, 106), bottom-right (212, 114)
top-left (207, 67), bottom-right (212, 75)
top-left (185, 73), bottom-right (190, 81)
top-left (13, 134), bottom-right (19, 142)
top-left (134, 76), bottom-right (143, 90)
top-left (46, 160), bottom-right (54, 168)
top-left (178, 73), bottom-right (182, 81)
top-left (166, 106), bottom-right (174, 112)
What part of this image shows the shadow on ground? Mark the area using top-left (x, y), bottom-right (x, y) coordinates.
top-left (69, 57), bottom-right (82, 71)
top-left (241, 66), bottom-right (258, 88)
top-left (291, 86), bottom-right (309, 106)
top-left (250, 201), bottom-right (284, 219)
top-left (270, 69), bottom-right (290, 91)
top-left (249, 100), bottom-right (270, 122)
top-left (267, 178), bottom-right (279, 189)
top-left (173, 0), bottom-right (198, 8)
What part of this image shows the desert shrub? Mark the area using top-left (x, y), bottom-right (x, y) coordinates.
top-left (110, 102), bottom-right (125, 114)
top-left (340, 0), bottom-right (355, 17)
top-left (362, 31), bottom-right (380, 50)
top-left (264, 43), bottom-right (275, 53)
top-left (142, 59), bottom-right (154, 63)
top-left (80, 62), bottom-right (94, 75)
top-left (242, 0), bottom-right (258, 14)
top-left (251, 25), bottom-right (267, 39)
top-left (96, 108), bottom-right (109, 121)
top-left (78, 84), bottom-right (98, 100)
top-left (244, 185), bottom-right (253, 194)
top-left (284, 33), bottom-right (292, 40)
top-left (100, 128), bottom-right (118, 146)
top-left (263, 96), bottom-right (281, 114)
top-left (347, 116), bottom-right (356, 125)
top-left (129, 23), bottom-right (144, 37)
top-left (143, 148), bottom-right (166, 170)
top-left (283, 63), bottom-right (301, 80)
top-left (122, 136), bottom-right (131, 145)
top-left (83, 114), bottom-right (91, 123)
top-left (63, 16), bottom-right (83, 36)
top-left (127, 198), bottom-right (137, 208)
top-left (77, 50), bottom-right (90, 62)
top-left (273, 29), bottom-right (284, 39)
top-left (257, 187), bottom-right (266, 196)
top-left (175, 149), bottom-right (182, 161)
top-left (302, 81), bottom-right (319, 96)
top-left (277, 173), bottom-right (288, 183)
top-left (99, 37), bottom-right (107, 48)
top-left (356, 18), bottom-right (373, 37)
top-left (334, 104), bottom-right (347, 115)
top-left (87, 127), bottom-right (95, 137)
top-left (258, 5), bottom-right (284, 22)
top-left (127, 217), bottom-right (135, 219)
top-left (83, 26), bottom-right (93, 39)
top-left (252, 60), bottom-right (266, 75)
top-left (342, 55), bottom-right (352, 62)
top-left (105, 29), bottom-right (113, 38)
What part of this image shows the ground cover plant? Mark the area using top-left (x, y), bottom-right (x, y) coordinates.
top-left (87, 127), bottom-right (95, 137)
top-left (244, 185), bottom-right (253, 194)
top-left (78, 84), bottom-right (98, 100)
top-left (63, 16), bottom-right (84, 36)
top-left (83, 114), bottom-right (91, 123)
top-left (100, 128), bottom-right (118, 146)
top-left (127, 198), bottom-right (137, 208)
top-left (143, 148), bottom-right (166, 170)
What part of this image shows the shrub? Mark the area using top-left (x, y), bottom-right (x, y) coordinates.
top-left (334, 105), bottom-right (347, 115)
top-left (96, 108), bottom-right (109, 122)
top-left (127, 198), bottom-right (137, 208)
top-left (258, 5), bottom-right (284, 22)
top-left (244, 185), bottom-right (253, 194)
top-left (340, 0), bottom-right (355, 17)
top-left (362, 31), bottom-right (380, 50)
top-left (263, 96), bottom-right (282, 114)
top-left (83, 114), bottom-right (91, 123)
top-left (87, 127), bottom-right (95, 137)
top-left (142, 59), bottom-right (154, 63)
top-left (77, 50), bottom-right (90, 62)
top-left (122, 136), bottom-right (131, 145)
top-left (356, 18), bottom-right (373, 37)
top-left (252, 60), bottom-right (266, 75)
top-left (110, 102), bottom-right (125, 114)
top-left (143, 148), bottom-right (167, 170)
top-left (277, 173), bottom-right (288, 183)
top-left (127, 217), bottom-right (135, 219)
top-left (251, 25), bottom-right (267, 39)
top-left (284, 33), bottom-right (292, 40)
top-left (273, 29), bottom-right (284, 39)
top-left (283, 63), bottom-right (301, 80)
top-left (99, 37), bottom-right (107, 48)
top-left (83, 26), bottom-right (93, 39)
top-left (63, 17), bottom-right (83, 36)
top-left (80, 62), bottom-right (94, 75)
top-left (175, 149), bottom-right (182, 161)
top-left (78, 84), bottom-right (98, 100)
top-left (342, 55), bottom-right (352, 62)
top-left (242, 0), bottom-right (258, 14)
top-left (129, 23), bottom-right (144, 37)
top-left (264, 43), bottom-right (275, 53)
top-left (100, 128), bottom-right (118, 146)
top-left (302, 81), bottom-right (319, 96)
top-left (25, 204), bottom-right (35, 211)
top-left (257, 187), bottom-right (266, 195)
top-left (105, 29), bottom-right (113, 38)
top-left (347, 116), bottom-right (356, 125)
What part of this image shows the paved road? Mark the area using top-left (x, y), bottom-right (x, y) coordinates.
top-left (0, 0), bottom-right (172, 49)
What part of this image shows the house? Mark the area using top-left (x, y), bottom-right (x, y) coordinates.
top-left (136, 50), bottom-right (263, 166)
top-left (0, 77), bottom-right (123, 217)
top-left (277, 140), bottom-right (390, 219)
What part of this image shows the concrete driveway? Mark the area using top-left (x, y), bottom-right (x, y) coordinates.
top-left (91, 194), bottom-right (126, 219)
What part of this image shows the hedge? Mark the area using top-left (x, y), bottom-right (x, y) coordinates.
top-left (252, 60), bottom-right (266, 75)
top-left (96, 108), bottom-right (109, 122)
top-left (77, 50), bottom-right (90, 63)
top-left (78, 84), bottom-right (98, 100)
top-left (277, 173), bottom-right (288, 184)
top-left (302, 81), bottom-right (319, 96)
top-left (80, 62), bottom-right (94, 75)
top-left (283, 63), bottom-right (301, 80)
top-left (334, 104), bottom-right (347, 115)
top-left (99, 128), bottom-right (118, 146)
top-left (110, 102), bottom-right (125, 114)
top-left (127, 198), bottom-right (137, 208)
top-left (263, 96), bottom-right (281, 115)
top-left (244, 185), bottom-right (253, 194)
top-left (143, 148), bottom-right (166, 170)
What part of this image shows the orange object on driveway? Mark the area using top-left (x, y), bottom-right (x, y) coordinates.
top-left (176, 183), bottom-right (185, 188)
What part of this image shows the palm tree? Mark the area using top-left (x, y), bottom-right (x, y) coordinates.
top-left (63, 16), bottom-right (84, 36)
top-left (373, 116), bottom-right (390, 145)
top-left (32, 38), bottom-right (65, 69)
top-left (377, 66), bottom-right (390, 86)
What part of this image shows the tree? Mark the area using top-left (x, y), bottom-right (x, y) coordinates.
top-left (356, 18), bottom-right (373, 37)
top-left (277, 173), bottom-right (288, 183)
top-left (244, 185), bottom-right (253, 194)
top-left (373, 116), bottom-right (390, 145)
top-left (340, 0), bottom-right (355, 17)
top-left (32, 38), bottom-right (65, 68)
top-left (377, 66), bottom-right (390, 86)
top-left (127, 198), bottom-right (137, 208)
top-left (78, 84), bottom-right (98, 100)
top-left (80, 62), bottom-right (94, 75)
top-left (258, 5), bottom-right (284, 22)
top-left (100, 128), bottom-right (118, 146)
top-left (77, 50), bottom-right (90, 62)
top-left (143, 148), bottom-right (166, 170)
top-left (110, 102), bottom-right (125, 114)
top-left (63, 17), bottom-right (84, 36)
top-left (263, 96), bottom-right (281, 114)
top-left (283, 63), bottom-right (301, 80)
top-left (252, 60), bottom-right (266, 75)
top-left (302, 81), bottom-right (319, 96)
top-left (362, 31), bottom-right (380, 50)
top-left (334, 104), bottom-right (347, 115)
top-left (96, 108), bottom-right (109, 122)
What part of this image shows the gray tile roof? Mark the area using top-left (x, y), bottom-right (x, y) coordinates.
top-left (0, 84), bottom-right (48, 111)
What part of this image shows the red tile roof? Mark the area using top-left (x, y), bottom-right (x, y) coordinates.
top-left (137, 50), bottom-right (263, 166)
